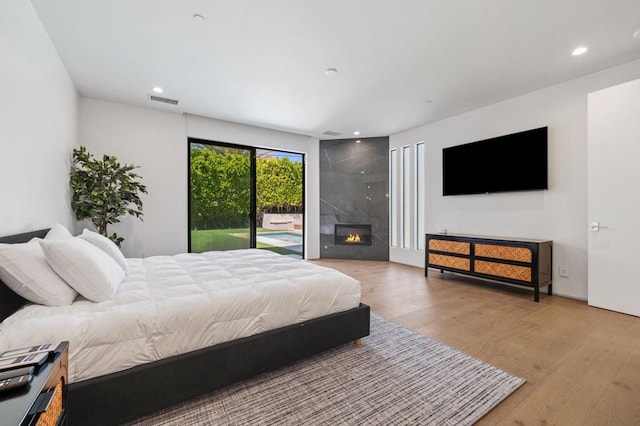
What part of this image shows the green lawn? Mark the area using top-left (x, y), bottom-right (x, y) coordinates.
top-left (190, 228), bottom-right (301, 257)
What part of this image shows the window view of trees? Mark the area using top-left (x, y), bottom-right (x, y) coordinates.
top-left (256, 151), bottom-right (303, 227)
top-left (190, 144), bottom-right (251, 229)
top-left (190, 144), bottom-right (303, 230)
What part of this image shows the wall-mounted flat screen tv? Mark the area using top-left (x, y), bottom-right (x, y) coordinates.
top-left (442, 127), bottom-right (548, 196)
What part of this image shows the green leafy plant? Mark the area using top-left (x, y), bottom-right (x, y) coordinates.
top-left (189, 145), bottom-right (303, 230)
top-left (70, 146), bottom-right (148, 246)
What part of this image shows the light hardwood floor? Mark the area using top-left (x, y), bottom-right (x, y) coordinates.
top-left (311, 259), bottom-right (640, 425)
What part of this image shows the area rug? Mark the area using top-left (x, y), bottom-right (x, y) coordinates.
top-left (132, 314), bottom-right (525, 425)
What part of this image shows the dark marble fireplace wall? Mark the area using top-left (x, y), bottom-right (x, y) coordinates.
top-left (319, 137), bottom-right (389, 260)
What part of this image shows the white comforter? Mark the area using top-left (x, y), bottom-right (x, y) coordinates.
top-left (0, 250), bottom-right (361, 383)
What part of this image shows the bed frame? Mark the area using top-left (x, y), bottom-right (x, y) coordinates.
top-left (0, 229), bottom-right (371, 425)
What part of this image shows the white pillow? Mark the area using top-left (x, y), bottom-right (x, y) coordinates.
top-left (0, 239), bottom-right (77, 306)
top-left (78, 229), bottom-right (129, 272)
top-left (45, 223), bottom-right (73, 240)
top-left (39, 238), bottom-right (125, 303)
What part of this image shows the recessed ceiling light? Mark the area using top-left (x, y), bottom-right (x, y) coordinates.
top-left (353, 131), bottom-right (360, 136)
top-left (325, 68), bottom-right (338, 77)
top-left (360, 170), bottom-right (365, 174)
top-left (152, 86), bottom-right (163, 93)
top-left (634, 26), bottom-right (640, 39)
top-left (193, 13), bottom-right (205, 21)
top-left (572, 46), bottom-right (588, 56)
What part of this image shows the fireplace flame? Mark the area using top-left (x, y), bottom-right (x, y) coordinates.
top-left (345, 234), bottom-right (361, 243)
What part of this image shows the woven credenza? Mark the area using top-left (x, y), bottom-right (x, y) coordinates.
top-left (425, 233), bottom-right (552, 302)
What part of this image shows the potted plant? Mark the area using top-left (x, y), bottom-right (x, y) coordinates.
top-left (70, 146), bottom-right (148, 246)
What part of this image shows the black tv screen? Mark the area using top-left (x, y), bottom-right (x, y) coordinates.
top-left (443, 127), bottom-right (548, 196)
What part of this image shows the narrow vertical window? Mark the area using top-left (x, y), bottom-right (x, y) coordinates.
top-left (390, 149), bottom-right (398, 247)
top-left (416, 142), bottom-right (425, 250)
top-left (402, 146), bottom-right (412, 249)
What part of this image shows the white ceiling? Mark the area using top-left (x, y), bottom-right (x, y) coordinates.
top-left (32, 0), bottom-right (640, 139)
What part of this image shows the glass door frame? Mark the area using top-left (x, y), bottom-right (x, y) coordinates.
top-left (188, 138), bottom-right (256, 252)
top-left (187, 137), bottom-right (305, 258)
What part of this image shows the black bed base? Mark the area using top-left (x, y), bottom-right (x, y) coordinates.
top-left (67, 304), bottom-right (370, 425)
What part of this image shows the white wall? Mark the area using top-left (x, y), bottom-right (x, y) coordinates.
top-left (390, 59), bottom-right (640, 300)
top-left (78, 99), bottom-right (320, 258)
top-left (0, 0), bottom-right (78, 236)
top-left (78, 98), bottom-right (187, 257)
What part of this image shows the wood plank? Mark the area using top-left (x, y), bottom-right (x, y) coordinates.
top-left (310, 259), bottom-right (640, 424)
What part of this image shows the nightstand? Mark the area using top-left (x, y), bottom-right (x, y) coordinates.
top-left (0, 341), bottom-right (69, 425)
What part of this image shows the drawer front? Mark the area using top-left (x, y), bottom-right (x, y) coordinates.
top-left (474, 243), bottom-right (532, 263)
top-left (474, 260), bottom-right (532, 282)
top-left (35, 378), bottom-right (64, 426)
top-left (428, 254), bottom-right (471, 271)
top-left (428, 239), bottom-right (470, 255)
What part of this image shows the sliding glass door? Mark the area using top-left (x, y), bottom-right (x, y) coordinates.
top-left (189, 139), bottom-right (304, 258)
top-left (189, 141), bottom-right (255, 252)
top-left (256, 149), bottom-right (304, 258)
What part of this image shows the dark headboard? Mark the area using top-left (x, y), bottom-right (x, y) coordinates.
top-left (0, 229), bottom-right (49, 322)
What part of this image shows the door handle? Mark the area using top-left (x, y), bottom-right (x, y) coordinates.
top-left (591, 221), bottom-right (609, 232)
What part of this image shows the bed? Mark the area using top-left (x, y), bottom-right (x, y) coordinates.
top-left (0, 229), bottom-right (370, 425)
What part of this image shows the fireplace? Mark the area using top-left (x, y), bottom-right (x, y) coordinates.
top-left (335, 224), bottom-right (372, 246)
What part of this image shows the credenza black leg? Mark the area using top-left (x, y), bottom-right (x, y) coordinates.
top-left (534, 285), bottom-right (539, 302)
top-left (548, 284), bottom-right (553, 296)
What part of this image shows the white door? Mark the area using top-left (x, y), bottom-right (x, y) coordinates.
top-left (587, 78), bottom-right (640, 317)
